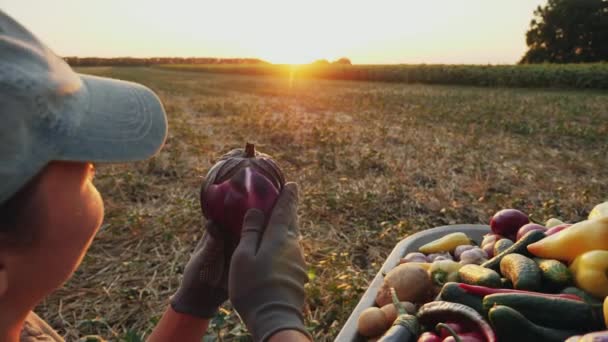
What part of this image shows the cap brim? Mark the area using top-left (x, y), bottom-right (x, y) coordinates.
top-left (55, 74), bottom-right (168, 163)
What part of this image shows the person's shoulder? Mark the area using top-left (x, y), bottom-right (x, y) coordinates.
top-left (21, 311), bottom-right (64, 342)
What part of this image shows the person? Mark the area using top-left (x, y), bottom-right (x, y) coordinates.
top-left (0, 10), bottom-right (311, 342)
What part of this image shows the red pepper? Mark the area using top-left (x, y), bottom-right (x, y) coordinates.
top-left (417, 301), bottom-right (496, 342)
top-left (418, 332), bottom-right (442, 342)
top-left (436, 322), bottom-right (466, 339)
top-left (436, 323), bottom-right (484, 342)
top-left (442, 331), bottom-right (485, 342)
top-left (457, 283), bottom-right (583, 301)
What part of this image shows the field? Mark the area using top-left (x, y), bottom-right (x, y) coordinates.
top-left (37, 66), bottom-right (607, 341)
top-left (158, 63), bottom-right (608, 89)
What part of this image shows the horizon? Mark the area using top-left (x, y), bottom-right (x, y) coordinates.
top-left (4, 0), bottom-right (545, 65)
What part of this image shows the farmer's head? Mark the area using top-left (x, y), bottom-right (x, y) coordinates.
top-left (0, 10), bottom-right (167, 314)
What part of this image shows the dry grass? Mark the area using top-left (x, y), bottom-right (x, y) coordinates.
top-left (37, 67), bottom-right (608, 341)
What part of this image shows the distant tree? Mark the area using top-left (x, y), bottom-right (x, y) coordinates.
top-left (520, 0), bottom-right (608, 63)
top-left (311, 59), bottom-right (330, 66)
top-left (332, 57), bottom-right (352, 65)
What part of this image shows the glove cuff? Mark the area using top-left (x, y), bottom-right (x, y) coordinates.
top-left (246, 302), bottom-right (311, 342)
top-left (170, 286), bottom-right (227, 319)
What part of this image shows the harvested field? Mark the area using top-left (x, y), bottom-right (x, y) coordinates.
top-left (158, 63), bottom-right (608, 89)
top-left (37, 66), bottom-right (608, 341)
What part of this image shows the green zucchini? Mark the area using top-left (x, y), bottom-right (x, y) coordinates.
top-left (458, 264), bottom-right (501, 288)
top-left (488, 305), bottom-right (583, 342)
top-left (437, 282), bottom-right (484, 315)
top-left (482, 293), bottom-right (603, 330)
top-left (500, 253), bottom-right (542, 291)
top-left (493, 238), bottom-right (514, 256)
top-left (561, 287), bottom-right (602, 304)
top-left (481, 230), bottom-right (545, 270)
top-left (534, 258), bottom-right (573, 290)
top-left (500, 277), bottom-right (513, 289)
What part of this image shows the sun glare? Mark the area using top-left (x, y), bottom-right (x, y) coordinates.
top-left (2, 0), bottom-right (546, 64)
top-left (258, 47), bottom-right (330, 65)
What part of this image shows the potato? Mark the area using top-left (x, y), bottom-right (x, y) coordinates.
top-left (380, 301), bottom-right (416, 324)
top-left (357, 307), bottom-right (389, 337)
top-left (375, 263), bottom-right (432, 306)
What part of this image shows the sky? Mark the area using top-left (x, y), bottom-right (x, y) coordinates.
top-left (1, 0), bottom-right (546, 65)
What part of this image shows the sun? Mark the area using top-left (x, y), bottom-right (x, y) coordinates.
top-left (260, 51), bottom-right (319, 65)
top-left (254, 40), bottom-right (335, 65)
top-left (238, 4), bottom-right (342, 65)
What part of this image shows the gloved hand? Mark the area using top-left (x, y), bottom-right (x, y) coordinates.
top-left (229, 182), bottom-right (311, 341)
top-left (170, 222), bottom-right (231, 318)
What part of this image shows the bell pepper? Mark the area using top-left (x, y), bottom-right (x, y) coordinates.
top-left (589, 201), bottom-right (608, 220)
top-left (419, 232), bottom-right (473, 254)
top-left (604, 296), bottom-right (608, 328)
top-left (429, 260), bottom-right (462, 286)
top-left (527, 217), bottom-right (608, 263)
top-left (569, 250), bottom-right (608, 298)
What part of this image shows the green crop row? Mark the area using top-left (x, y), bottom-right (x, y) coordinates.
top-left (158, 63), bottom-right (608, 89)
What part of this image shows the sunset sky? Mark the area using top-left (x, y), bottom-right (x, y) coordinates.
top-left (3, 0), bottom-right (545, 64)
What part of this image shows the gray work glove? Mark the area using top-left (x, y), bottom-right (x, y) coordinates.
top-left (170, 222), bottom-right (231, 318)
top-left (229, 183), bottom-right (311, 342)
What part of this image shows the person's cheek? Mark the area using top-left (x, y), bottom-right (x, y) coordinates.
top-left (75, 182), bottom-right (104, 258)
top-left (87, 182), bottom-right (104, 235)
top-left (58, 181), bottom-right (104, 279)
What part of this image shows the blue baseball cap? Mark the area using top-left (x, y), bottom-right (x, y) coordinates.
top-left (0, 10), bottom-right (168, 205)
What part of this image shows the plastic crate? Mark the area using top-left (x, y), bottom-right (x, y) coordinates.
top-left (334, 224), bottom-right (490, 342)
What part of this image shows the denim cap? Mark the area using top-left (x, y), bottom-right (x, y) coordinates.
top-left (0, 10), bottom-right (168, 205)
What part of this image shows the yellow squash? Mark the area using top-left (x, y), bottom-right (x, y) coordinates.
top-left (419, 232), bottom-right (472, 254)
top-left (398, 262), bottom-right (431, 271)
top-left (569, 250), bottom-right (608, 298)
top-left (545, 217), bottom-right (564, 228)
top-left (527, 217), bottom-right (608, 263)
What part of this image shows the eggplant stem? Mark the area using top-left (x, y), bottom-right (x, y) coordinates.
top-left (436, 323), bottom-right (462, 342)
top-left (389, 287), bottom-right (407, 316)
top-left (245, 143), bottom-right (255, 157)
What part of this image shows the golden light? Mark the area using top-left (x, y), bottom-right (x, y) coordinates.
top-left (6, 0), bottom-right (546, 65)
top-left (259, 49), bottom-right (327, 65)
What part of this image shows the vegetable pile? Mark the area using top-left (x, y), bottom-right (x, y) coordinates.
top-left (356, 203), bottom-right (608, 341)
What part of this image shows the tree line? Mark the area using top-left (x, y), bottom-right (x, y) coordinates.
top-left (67, 1), bottom-right (608, 67)
top-left (64, 57), bottom-right (268, 67)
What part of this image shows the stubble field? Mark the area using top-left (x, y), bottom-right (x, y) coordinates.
top-left (36, 67), bottom-right (607, 341)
